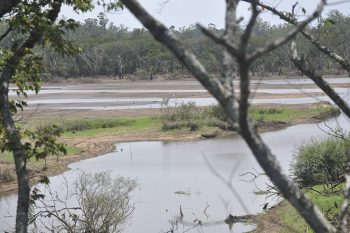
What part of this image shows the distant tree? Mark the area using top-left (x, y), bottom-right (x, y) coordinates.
top-left (97, 12), bottom-right (109, 30)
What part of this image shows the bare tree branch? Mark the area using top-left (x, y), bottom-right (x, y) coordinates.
top-left (222, 0), bottom-right (239, 87)
top-left (203, 155), bottom-right (249, 214)
top-left (120, 0), bottom-right (240, 128)
top-left (240, 0), bottom-right (260, 50)
top-left (242, 0), bottom-right (350, 75)
top-left (338, 174), bottom-right (350, 233)
top-left (291, 40), bottom-right (350, 119)
top-left (247, 0), bottom-right (326, 63)
top-left (197, 24), bottom-right (239, 58)
top-left (237, 54), bottom-right (335, 232)
top-left (120, 0), bottom-right (337, 232)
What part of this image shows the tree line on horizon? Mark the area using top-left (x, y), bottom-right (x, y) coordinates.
top-left (1, 10), bottom-right (349, 80)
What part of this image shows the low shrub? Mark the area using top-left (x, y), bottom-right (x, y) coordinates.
top-left (0, 168), bottom-right (14, 183)
top-left (58, 118), bottom-right (134, 132)
top-left (161, 121), bottom-right (199, 131)
top-left (161, 100), bottom-right (200, 131)
top-left (203, 104), bottom-right (229, 122)
top-left (256, 108), bottom-right (282, 115)
top-left (161, 122), bottom-right (182, 131)
top-left (187, 122), bottom-right (199, 131)
top-left (292, 137), bottom-right (350, 187)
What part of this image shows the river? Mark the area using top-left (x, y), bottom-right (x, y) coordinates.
top-left (1, 112), bottom-right (349, 232)
top-left (1, 78), bottom-right (350, 232)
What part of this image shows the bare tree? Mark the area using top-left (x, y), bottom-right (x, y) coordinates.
top-left (29, 172), bottom-right (136, 233)
top-left (118, 0), bottom-right (350, 232)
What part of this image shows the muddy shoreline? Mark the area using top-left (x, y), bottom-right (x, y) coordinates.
top-left (0, 105), bottom-right (340, 196)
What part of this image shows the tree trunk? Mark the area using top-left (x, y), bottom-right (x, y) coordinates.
top-left (0, 65), bottom-right (30, 233)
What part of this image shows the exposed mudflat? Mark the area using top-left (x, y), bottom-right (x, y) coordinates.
top-left (10, 76), bottom-right (349, 120)
top-left (1, 76), bottom-right (349, 232)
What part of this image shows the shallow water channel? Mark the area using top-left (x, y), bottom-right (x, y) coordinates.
top-left (1, 112), bottom-right (350, 232)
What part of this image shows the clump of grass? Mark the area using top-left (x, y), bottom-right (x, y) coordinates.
top-left (159, 100), bottom-right (338, 133)
top-left (161, 121), bottom-right (199, 131)
top-left (292, 136), bottom-right (350, 187)
top-left (202, 104), bottom-right (229, 122)
top-left (160, 100), bottom-right (200, 131)
top-left (59, 118), bottom-right (135, 132)
top-left (256, 108), bottom-right (283, 115)
top-left (0, 168), bottom-right (15, 183)
top-left (174, 190), bottom-right (191, 195)
top-left (277, 184), bottom-right (344, 232)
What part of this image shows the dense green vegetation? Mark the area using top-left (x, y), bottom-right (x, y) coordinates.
top-left (273, 133), bottom-right (350, 231)
top-left (1, 11), bottom-right (349, 80)
top-left (293, 136), bottom-right (350, 186)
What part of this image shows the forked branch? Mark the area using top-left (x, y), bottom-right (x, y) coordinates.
top-left (121, 0), bottom-right (336, 232)
top-left (243, 0), bottom-right (350, 75)
top-left (247, 0), bottom-right (326, 63)
top-left (291, 40), bottom-right (350, 118)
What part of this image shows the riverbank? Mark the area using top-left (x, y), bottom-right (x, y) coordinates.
top-left (0, 103), bottom-right (340, 195)
top-left (251, 183), bottom-right (344, 232)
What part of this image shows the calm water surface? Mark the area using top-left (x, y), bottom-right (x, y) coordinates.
top-left (1, 113), bottom-right (350, 233)
top-left (2, 77), bottom-right (350, 232)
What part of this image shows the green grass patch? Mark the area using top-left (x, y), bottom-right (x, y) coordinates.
top-left (0, 145), bottom-right (82, 163)
top-left (174, 190), bottom-right (191, 195)
top-left (62, 116), bottom-right (160, 137)
top-left (277, 185), bottom-right (343, 232)
top-left (0, 151), bottom-right (13, 162)
top-left (22, 104), bottom-right (338, 138)
top-left (292, 136), bottom-right (350, 186)
top-left (65, 145), bottom-right (82, 155)
top-left (254, 190), bottom-right (270, 195)
top-left (159, 103), bottom-right (337, 132)
top-left (249, 105), bottom-right (336, 123)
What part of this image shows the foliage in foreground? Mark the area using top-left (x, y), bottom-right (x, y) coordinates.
top-left (292, 136), bottom-right (350, 187)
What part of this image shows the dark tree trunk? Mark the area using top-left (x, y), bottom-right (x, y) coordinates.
top-left (0, 63), bottom-right (30, 233)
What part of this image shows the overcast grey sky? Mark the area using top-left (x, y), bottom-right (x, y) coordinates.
top-left (60, 0), bottom-right (350, 29)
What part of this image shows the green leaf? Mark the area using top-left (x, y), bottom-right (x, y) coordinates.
top-left (39, 176), bottom-right (50, 185)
